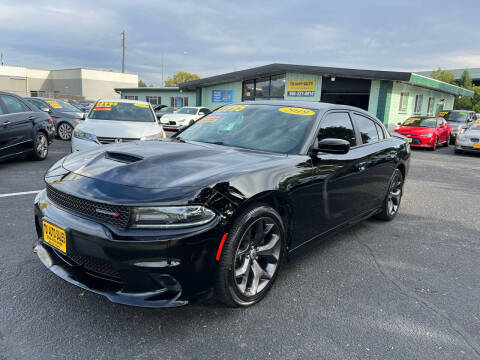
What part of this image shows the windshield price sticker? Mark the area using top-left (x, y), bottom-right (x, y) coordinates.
top-left (134, 103), bottom-right (149, 108)
top-left (199, 113), bottom-right (224, 123)
top-left (97, 101), bottom-right (117, 106)
top-left (279, 107), bottom-right (315, 116)
top-left (220, 105), bottom-right (248, 112)
top-left (45, 100), bottom-right (62, 108)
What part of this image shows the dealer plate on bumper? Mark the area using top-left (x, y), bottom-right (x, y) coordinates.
top-left (407, 138), bottom-right (413, 143)
top-left (474, 144), bottom-right (480, 149)
top-left (42, 221), bottom-right (67, 254)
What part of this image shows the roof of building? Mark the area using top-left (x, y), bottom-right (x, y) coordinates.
top-left (178, 63), bottom-right (473, 97)
top-left (114, 86), bottom-right (195, 92)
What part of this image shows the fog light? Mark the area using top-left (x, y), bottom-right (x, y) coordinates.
top-left (35, 244), bottom-right (53, 268)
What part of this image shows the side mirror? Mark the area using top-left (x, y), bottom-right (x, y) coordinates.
top-left (41, 107), bottom-right (50, 113)
top-left (313, 138), bottom-right (350, 155)
top-left (198, 111), bottom-right (205, 116)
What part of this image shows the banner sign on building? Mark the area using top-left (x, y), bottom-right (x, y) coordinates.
top-left (287, 80), bottom-right (316, 97)
top-left (211, 90), bottom-right (234, 103)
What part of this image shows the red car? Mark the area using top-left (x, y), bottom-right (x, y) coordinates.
top-left (395, 116), bottom-right (451, 150)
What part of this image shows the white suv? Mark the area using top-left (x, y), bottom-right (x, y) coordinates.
top-left (71, 99), bottom-right (166, 152)
top-left (160, 106), bottom-right (211, 131)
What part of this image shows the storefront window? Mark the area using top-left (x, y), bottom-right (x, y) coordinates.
top-left (242, 74), bottom-right (285, 100)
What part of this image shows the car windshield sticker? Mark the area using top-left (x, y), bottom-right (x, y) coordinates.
top-left (460, 112), bottom-right (467, 115)
top-left (134, 103), bottom-right (149, 108)
top-left (403, 119), bottom-right (415, 125)
top-left (45, 100), bottom-right (62, 108)
top-left (425, 118), bottom-right (436, 122)
top-left (279, 107), bottom-right (315, 116)
top-left (198, 113), bottom-right (225, 123)
top-left (97, 101), bottom-right (117, 106)
top-left (438, 111), bottom-right (448, 116)
top-left (220, 105), bottom-right (248, 112)
top-left (93, 105), bottom-right (111, 111)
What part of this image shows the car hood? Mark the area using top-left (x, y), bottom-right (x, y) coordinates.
top-left (464, 129), bottom-right (480, 137)
top-left (78, 120), bottom-right (162, 138)
top-left (396, 126), bottom-right (435, 135)
top-left (61, 140), bottom-right (286, 189)
top-left (161, 113), bottom-right (196, 122)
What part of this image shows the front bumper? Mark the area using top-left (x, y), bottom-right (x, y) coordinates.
top-left (405, 135), bottom-right (435, 148)
top-left (455, 143), bottom-right (480, 153)
top-left (33, 189), bottom-right (223, 307)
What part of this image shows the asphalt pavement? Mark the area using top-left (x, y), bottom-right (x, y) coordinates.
top-left (0, 140), bottom-right (479, 360)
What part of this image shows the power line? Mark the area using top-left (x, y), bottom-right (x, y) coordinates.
top-left (121, 30), bottom-right (125, 73)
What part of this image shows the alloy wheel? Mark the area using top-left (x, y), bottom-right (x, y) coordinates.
top-left (58, 123), bottom-right (73, 140)
top-left (234, 217), bottom-right (282, 297)
top-left (36, 133), bottom-right (48, 158)
top-left (387, 172), bottom-right (403, 216)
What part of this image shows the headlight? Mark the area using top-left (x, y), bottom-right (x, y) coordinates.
top-left (73, 129), bottom-right (97, 142)
top-left (458, 134), bottom-right (468, 142)
top-left (130, 206), bottom-right (216, 229)
top-left (421, 133), bottom-right (433, 138)
top-left (140, 132), bottom-right (164, 141)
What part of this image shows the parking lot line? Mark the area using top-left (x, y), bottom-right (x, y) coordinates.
top-left (0, 190), bottom-right (41, 198)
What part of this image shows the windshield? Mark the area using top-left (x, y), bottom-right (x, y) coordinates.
top-left (176, 107), bottom-right (198, 115)
top-left (178, 104), bottom-right (317, 154)
top-left (443, 111), bottom-right (468, 122)
top-left (402, 117), bottom-right (437, 128)
top-left (45, 99), bottom-right (80, 112)
top-left (469, 122), bottom-right (480, 131)
top-left (88, 101), bottom-right (155, 122)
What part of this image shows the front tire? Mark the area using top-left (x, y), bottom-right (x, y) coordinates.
top-left (374, 168), bottom-right (403, 221)
top-left (430, 137), bottom-right (438, 151)
top-left (57, 122), bottom-right (73, 140)
top-left (443, 137), bottom-right (449, 147)
top-left (30, 132), bottom-right (48, 161)
top-left (215, 204), bottom-right (285, 307)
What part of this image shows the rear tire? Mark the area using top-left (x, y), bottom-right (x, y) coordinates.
top-left (215, 204), bottom-right (285, 307)
top-left (29, 132), bottom-right (48, 161)
top-left (454, 148), bottom-right (463, 155)
top-left (57, 122), bottom-right (73, 141)
top-left (443, 138), bottom-right (449, 147)
top-left (374, 168), bottom-right (403, 221)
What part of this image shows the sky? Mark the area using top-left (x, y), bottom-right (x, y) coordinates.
top-left (0, 0), bottom-right (479, 85)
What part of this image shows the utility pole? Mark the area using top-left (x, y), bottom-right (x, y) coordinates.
top-left (0, 52), bottom-right (3, 66)
top-left (121, 30), bottom-right (125, 73)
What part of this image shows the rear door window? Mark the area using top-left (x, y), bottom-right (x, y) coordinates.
top-left (352, 113), bottom-right (379, 144)
top-left (0, 95), bottom-right (29, 114)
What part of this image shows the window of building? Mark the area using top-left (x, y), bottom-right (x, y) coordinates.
top-left (427, 97), bottom-right (435, 115)
top-left (183, 97), bottom-right (189, 106)
top-left (242, 74), bottom-right (286, 100)
top-left (414, 95), bottom-right (423, 114)
top-left (318, 112), bottom-right (357, 147)
top-left (30, 91), bottom-right (45, 97)
top-left (124, 95), bottom-right (138, 100)
top-left (146, 96), bottom-right (161, 105)
top-left (352, 113), bottom-right (379, 144)
top-left (399, 92), bottom-right (409, 113)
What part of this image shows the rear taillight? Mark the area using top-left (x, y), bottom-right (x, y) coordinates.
top-left (48, 115), bottom-right (54, 126)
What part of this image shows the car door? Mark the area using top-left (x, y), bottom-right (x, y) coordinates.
top-left (0, 94), bottom-right (34, 157)
top-left (291, 111), bottom-right (365, 247)
top-left (350, 112), bottom-right (395, 213)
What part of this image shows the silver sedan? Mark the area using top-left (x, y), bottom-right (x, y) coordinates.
top-left (455, 121), bottom-right (480, 154)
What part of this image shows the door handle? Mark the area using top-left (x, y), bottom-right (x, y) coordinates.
top-left (2, 121), bottom-right (10, 127)
top-left (354, 161), bottom-right (367, 172)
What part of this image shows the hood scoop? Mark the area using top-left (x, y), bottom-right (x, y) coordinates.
top-left (105, 151), bottom-right (143, 164)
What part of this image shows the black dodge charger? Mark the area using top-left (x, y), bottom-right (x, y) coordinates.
top-left (33, 101), bottom-right (410, 307)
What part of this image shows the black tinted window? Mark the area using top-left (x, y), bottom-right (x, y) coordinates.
top-left (318, 112), bottom-right (356, 146)
top-left (353, 114), bottom-right (379, 144)
top-left (27, 98), bottom-right (45, 109)
top-left (0, 95), bottom-right (28, 114)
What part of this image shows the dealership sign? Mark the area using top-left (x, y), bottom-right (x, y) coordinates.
top-left (212, 90), bottom-right (234, 103)
top-left (287, 80), bottom-right (316, 97)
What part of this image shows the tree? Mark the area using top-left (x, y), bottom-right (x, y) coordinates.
top-left (458, 69), bottom-right (473, 89)
top-left (164, 71), bottom-right (200, 87)
top-left (430, 68), bottom-right (455, 84)
top-left (138, 79), bottom-right (147, 87)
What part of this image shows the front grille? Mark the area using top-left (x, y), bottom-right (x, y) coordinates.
top-left (57, 250), bottom-right (121, 280)
top-left (96, 136), bottom-right (139, 144)
top-left (470, 138), bottom-right (479, 143)
top-left (169, 121), bottom-right (176, 125)
top-left (46, 185), bottom-right (131, 229)
top-left (410, 138), bottom-right (422, 145)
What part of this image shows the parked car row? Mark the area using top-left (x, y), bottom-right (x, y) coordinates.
top-left (394, 109), bottom-right (480, 152)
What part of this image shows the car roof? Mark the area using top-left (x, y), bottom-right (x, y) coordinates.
top-left (238, 100), bottom-right (377, 114)
top-left (96, 98), bottom-right (151, 105)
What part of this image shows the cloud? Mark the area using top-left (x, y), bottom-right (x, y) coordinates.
top-left (0, 0), bottom-right (479, 84)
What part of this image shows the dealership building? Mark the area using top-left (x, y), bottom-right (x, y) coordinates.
top-left (115, 87), bottom-right (196, 108)
top-left (175, 63), bottom-right (472, 130)
top-left (0, 65), bottom-right (138, 100)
